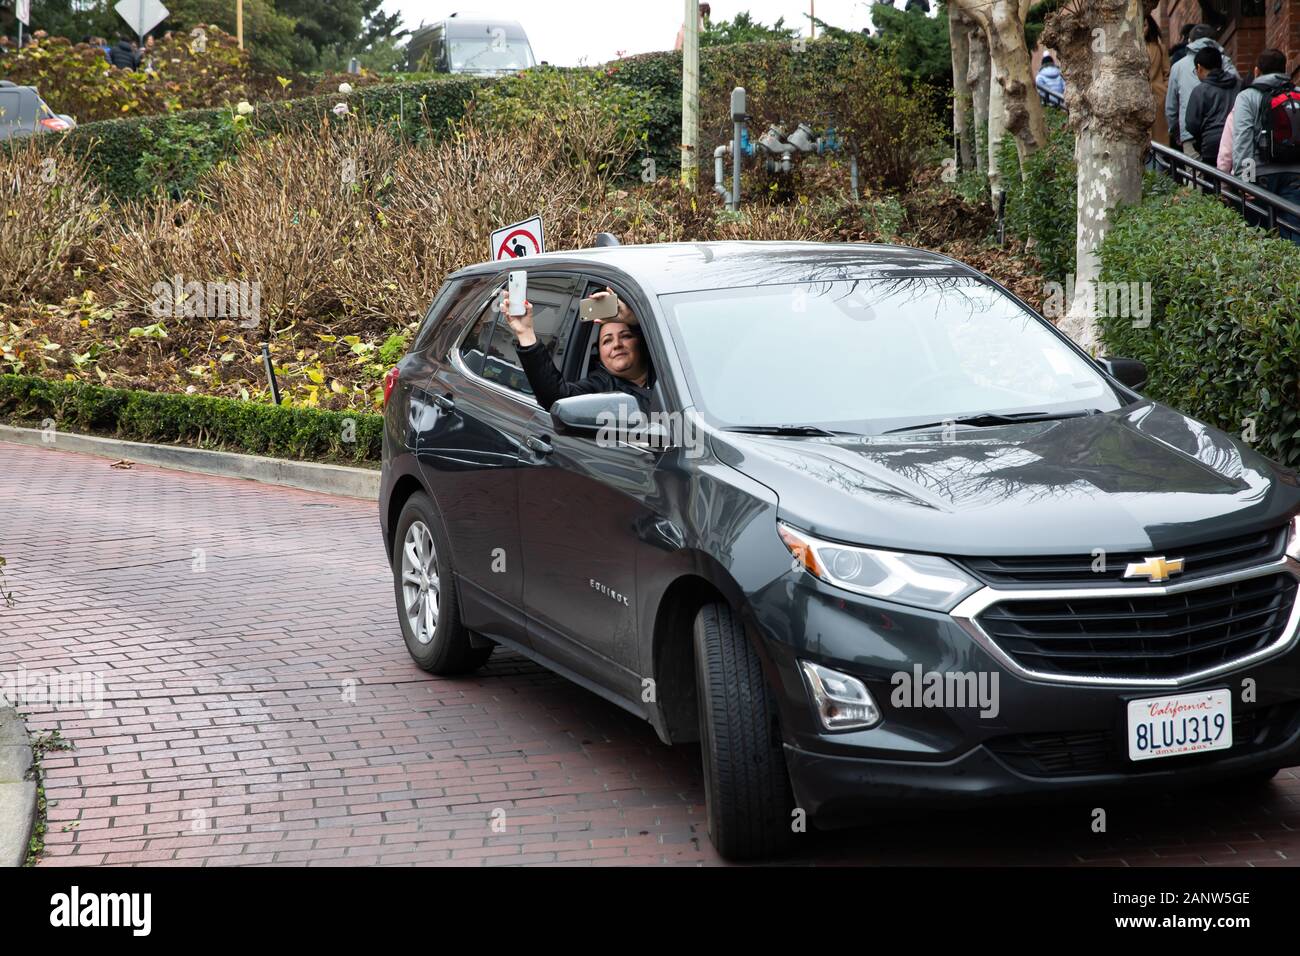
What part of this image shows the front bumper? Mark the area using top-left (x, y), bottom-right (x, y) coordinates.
top-left (748, 563), bottom-right (1300, 826)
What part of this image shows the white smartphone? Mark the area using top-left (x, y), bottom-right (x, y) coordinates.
top-left (508, 270), bottom-right (527, 317)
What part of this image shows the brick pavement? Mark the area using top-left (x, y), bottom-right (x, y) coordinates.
top-left (2, 439), bottom-right (1299, 866)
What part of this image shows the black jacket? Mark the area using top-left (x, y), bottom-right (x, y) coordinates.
top-left (1185, 69), bottom-right (1239, 164)
top-left (108, 41), bottom-right (140, 70)
top-left (515, 339), bottom-right (655, 413)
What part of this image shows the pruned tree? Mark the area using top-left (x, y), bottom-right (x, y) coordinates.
top-left (1041, 0), bottom-right (1151, 351)
top-left (949, 4), bottom-right (977, 171)
top-left (951, 0), bottom-right (1048, 197)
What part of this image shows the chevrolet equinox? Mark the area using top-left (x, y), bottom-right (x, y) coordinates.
top-left (378, 242), bottom-right (1300, 860)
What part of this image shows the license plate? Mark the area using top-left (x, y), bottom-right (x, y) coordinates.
top-left (1126, 689), bottom-right (1233, 762)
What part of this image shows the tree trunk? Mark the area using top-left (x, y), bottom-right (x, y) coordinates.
top-left (967, 23), bottom-right (991, 174)
top-left (950, 6), bottom-right (977, 171)
top-left (1043, 0), bottom-right (1151, 352)
top-left (954, 0), bottom-right (1048, 182)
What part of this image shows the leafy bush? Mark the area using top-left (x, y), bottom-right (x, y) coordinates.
top-left (0, 139), bottom-right (106, 302)
top-left (1098, 188), bottom-right (1300, 466)
top-left (0, 30), bottom-right (252, 122)
top-left (999, 110), bottom-right (1076, 283)
top-left (52, 74), bottom-right (489, 200)
top-left (135, 109), bottom-right (250, 197)
top-left (0, 373), bottom-right (381, 464)
top-left (465, 67), bottom-right (654, 181)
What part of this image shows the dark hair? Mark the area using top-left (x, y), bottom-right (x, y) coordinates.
top-left (1145, 15), bottom-right (1161, 44)
top-left (1179, 23), bottom-right (1195, 41)
top-left (1040, 54), bottom-right (1055, 66)
top-left (1258, 48), bottom-right (1287, 75)
top-left (1194, 46), bottom-right (1223, 70)
top-left (1189, 23), bottom-right (1217, 42)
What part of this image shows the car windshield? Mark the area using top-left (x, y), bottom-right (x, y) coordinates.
top-left (659, 277), bottom-right (1126, 433)
top-left (448, 38), bottom-right (533, 71)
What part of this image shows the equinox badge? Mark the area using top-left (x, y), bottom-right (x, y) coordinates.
top-left (1124, 556), bottom-right (1185, 583)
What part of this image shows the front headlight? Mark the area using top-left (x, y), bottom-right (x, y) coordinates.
top-left (778, 522), bottom-right (980, 611)
top-left (1286, 514), bottom-right (1300, 561)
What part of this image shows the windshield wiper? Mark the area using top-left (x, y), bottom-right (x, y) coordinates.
top-left (883, 408), bottom-right (1102, 435)
top-left (723, 424), bottom-right (844, 437)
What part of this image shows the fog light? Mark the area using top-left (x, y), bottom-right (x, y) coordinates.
top-left (800, 661), bottom-right (880, 732)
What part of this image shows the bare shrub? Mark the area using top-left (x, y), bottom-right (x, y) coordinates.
top-left (0, 140), bottom-right (105, 302)
top-left (99, 118), bottom-right (405, 335)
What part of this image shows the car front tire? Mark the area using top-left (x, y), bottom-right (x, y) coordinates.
top-left (693, 601), bottom-right (795, 861)
top-left (392, 491), bottom-right (492, 675)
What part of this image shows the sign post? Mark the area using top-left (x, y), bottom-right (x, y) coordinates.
top-left (113, 0), bottom-right (170, 42)
top-left (16, 0), bottom-right (29, 49)
top-left (489, 216), bottom-right (545, 262)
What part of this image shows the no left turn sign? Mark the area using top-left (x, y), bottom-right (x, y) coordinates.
top-left (490, 216), bottom-right (545, 261)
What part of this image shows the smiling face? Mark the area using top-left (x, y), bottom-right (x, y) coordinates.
top-left (598, 321), bottom-right (648, 382)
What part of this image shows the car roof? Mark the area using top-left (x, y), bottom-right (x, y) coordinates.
top-left (448, 241), bottom-right (982, 296)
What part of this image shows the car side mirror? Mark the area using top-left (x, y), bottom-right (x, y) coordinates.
top-left (1097, 356), bottom-right (1147, 391)
top-left (550, 393), bottom-right (668, 450)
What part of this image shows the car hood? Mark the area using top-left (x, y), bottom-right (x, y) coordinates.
top-left (711, 402), bottom-right (1300, 556)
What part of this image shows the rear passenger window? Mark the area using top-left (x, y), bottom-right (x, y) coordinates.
top-left (457, 275), bottom-right (578, 396)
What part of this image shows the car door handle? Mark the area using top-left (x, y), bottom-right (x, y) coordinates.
top-left (432, 394), bottom-right (455, 412)
top-left (525, 435), bottom-right (553, 456)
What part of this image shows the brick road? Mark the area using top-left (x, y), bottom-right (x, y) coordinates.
top-left (2, 440), bottom-right (1300, 866)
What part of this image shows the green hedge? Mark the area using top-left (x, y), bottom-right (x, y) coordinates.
top-left (0, 375), bottom-right (382, 465)
top-left (998, 110), bottom-right (1076, 284)
top-left (1098, 188), bottom-right (1300, 466)
top-left (56, 75), bottom-right (490, 200)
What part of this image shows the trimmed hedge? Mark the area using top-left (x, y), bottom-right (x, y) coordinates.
top-left (1098, 188), bottom-right (1300, 466)
top-left (0, 375), bottom-right (382, 465)
top-left (55, 75), bottom-right (491, 200)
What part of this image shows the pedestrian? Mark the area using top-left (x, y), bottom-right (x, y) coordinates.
top-left (1166, 24), bottom-right (1238, 155)
top-left (1217, 109), bottom-right (1235, 172)
top-left (1169, 22), bottom-right (1196, 67)
top-left (1232, 48), bottom-right (1300, 242)
top-left (1184, 46), bottom-right (1238, 165)
top-left (675, 2), bottom-right (711, 50)
top-left (1146, 15), bottom-right (1171, 146)
top-left (108, 35), bottom-right (141, 70)
top-left (1036, 54), bottom-right (1066, 102)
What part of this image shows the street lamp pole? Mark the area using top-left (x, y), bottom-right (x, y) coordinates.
top-left (681, 0), bottom-right (699, 190)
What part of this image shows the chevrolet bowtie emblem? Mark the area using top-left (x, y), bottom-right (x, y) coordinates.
top-left (1124, 555), bottom-right (1185, 582)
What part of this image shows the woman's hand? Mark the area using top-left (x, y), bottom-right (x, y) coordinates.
top-left (590, 287), bottom-right (634, 325)
top-left (500, 294), bottom-right (536, 347)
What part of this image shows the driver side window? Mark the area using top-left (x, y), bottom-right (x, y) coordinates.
top-left (456, 274), bottom-right (578, 397)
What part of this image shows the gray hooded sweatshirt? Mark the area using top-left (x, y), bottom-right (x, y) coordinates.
top-left (1166, 37), bottom-right (1237, 143)
top-left (1231, 72), bottom-right (1300, 177)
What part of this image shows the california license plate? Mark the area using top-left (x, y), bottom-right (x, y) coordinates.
top-left (1126, 689), bottom-right (1233, 762)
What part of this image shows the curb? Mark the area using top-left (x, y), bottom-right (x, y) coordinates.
top-left (0, 425), bottom-right (379, 500)
top-left (0, 708), bottom-right (34, 868)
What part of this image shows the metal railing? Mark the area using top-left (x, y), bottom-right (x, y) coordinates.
top-left (1148, 141), bottom-right (1300, 237)
top-left (1037, 87), bottom-right (1066, 110)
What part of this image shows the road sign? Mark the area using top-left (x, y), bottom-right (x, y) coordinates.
top-left (114, 0), bottom-right (169, 40)
top-left (16, 0), bottom-right (29, 26)
top-left (490, 216), bottom-right (545, 261)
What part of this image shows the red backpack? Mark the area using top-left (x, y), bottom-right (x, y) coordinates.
top-left (1252, 82), bottom-right (1300, 163)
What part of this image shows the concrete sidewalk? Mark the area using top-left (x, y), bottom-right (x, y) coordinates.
top-left (0, 708), bottom-right (34, 867)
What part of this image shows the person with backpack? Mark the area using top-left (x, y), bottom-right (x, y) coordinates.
top-left (1184, 46), bottom-right (1239, 164)
top-left (1036, 54), bottom-right (1066, 104)
top-left (1232, 48), bottom-right (1300, 241)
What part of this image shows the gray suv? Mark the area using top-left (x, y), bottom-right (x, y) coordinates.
top-left (379, 241), bottom-right (1300, 860)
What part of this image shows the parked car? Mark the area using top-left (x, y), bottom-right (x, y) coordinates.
top-left (379, 240), bottom-right (1300, 860)
top-left (404, 13), bottom-right (535, 75)
top-left (0, 81), bottom-right (75, 140)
